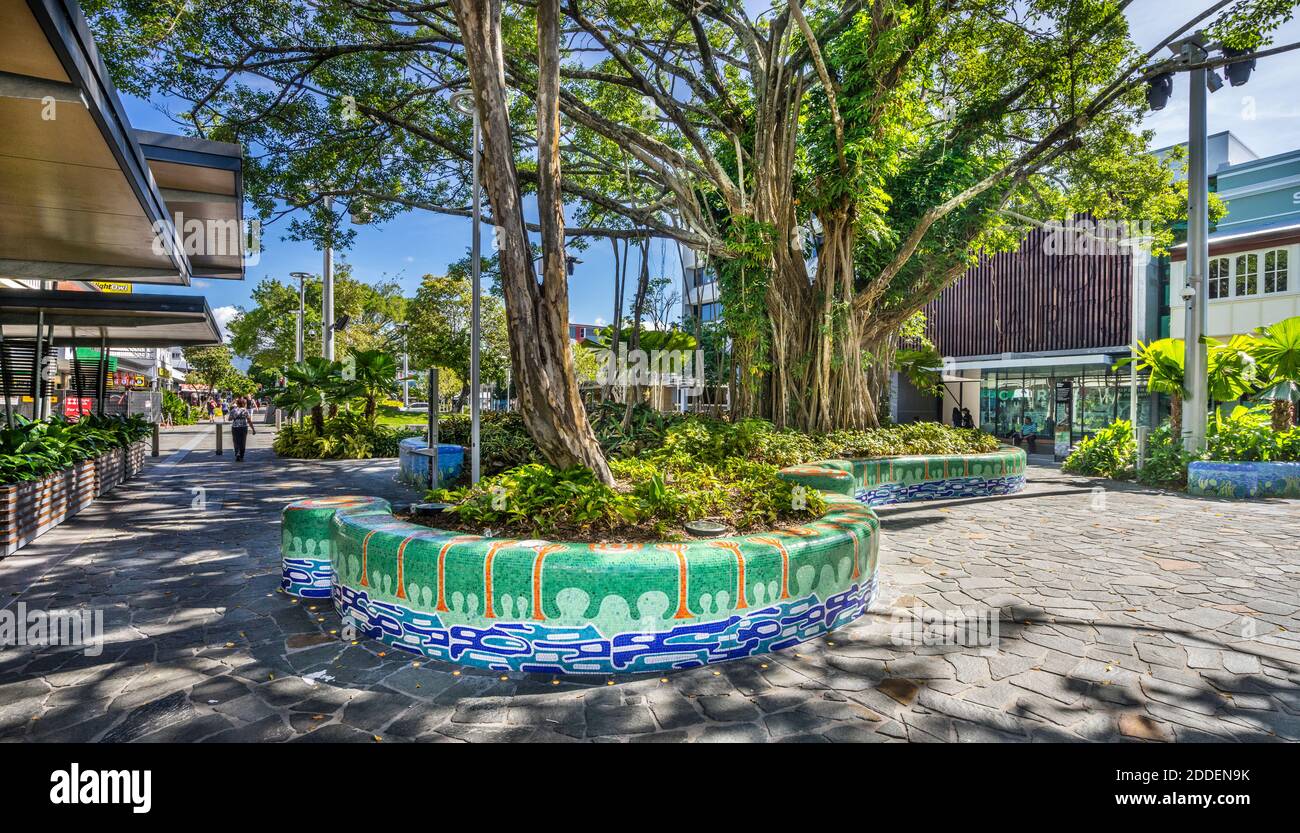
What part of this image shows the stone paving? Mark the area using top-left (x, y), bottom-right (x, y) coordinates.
top-left (1, 425), bottom-right (1298, 743)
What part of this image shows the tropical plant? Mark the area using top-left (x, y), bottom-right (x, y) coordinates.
top-left (346, 349), bottom-right (398, 422)
top-left (1204, 333), bottom-right (1258, 404)
top-left (1252, 315), bottom-right (1300, 430)
top-left (1062, 420), bottom-right (1135, 479)
top-left (272, 357), bottom-right (345, 434)
top-left (893, 345), bottom-right (945, 398)
top-left (1115, 338), bottom-right (1186, 435)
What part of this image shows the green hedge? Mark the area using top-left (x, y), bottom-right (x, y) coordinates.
top-left (1, 414), bottom-right (153, 485)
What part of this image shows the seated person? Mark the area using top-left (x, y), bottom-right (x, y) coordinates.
top-left (1012, 416), bottom-right (1037, 450)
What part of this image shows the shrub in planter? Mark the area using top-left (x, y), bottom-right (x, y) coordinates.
top-left (273, 411), bottom-right (421, 460)
top-left (1062, 420), bottom-right (1136, 479)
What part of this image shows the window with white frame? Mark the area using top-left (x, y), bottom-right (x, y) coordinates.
top-left (1264, 248), bottom-right (1288, 294)
top-left (1235, 252), bottom-right (1259, 297)
top-left (1208, 256), bottom-right (1229, 299)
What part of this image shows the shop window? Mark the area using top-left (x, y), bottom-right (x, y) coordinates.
top-left (1208, 256), bottom-right (1229, 299)
top-left (1264, 248), bottom-right (1288, 294)
top-left (1235, 253), bottom-right (1258, 297)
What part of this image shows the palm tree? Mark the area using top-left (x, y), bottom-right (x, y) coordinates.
top-left (348, 349), bottom-right (398, 422)
top-left (1204, 334), bottom-right (1259, 405)
top-left (275, 357), bottom-right (344, 434)
top-left (1252, 315), bottom-right (1300, 431)
top-left (1115, 338), bottom-right (1186, 435)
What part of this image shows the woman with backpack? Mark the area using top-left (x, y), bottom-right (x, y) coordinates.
top-left (227, 397), bottom-right (256, 461)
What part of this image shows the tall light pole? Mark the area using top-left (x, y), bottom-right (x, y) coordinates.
top-left (1181, 36), bottom-right (1211, 452)
top-left (322, 196), bottom-right (336, 362)
top-left (1148, 33), bottom-right (1258, 452)
top-left (452, 88), bottom-right (482, 484)
top-left (290, 271), bottom-right (311, 363)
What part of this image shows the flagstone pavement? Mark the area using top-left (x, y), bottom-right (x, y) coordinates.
top-left (1, 424), bottom-right (1297, 743)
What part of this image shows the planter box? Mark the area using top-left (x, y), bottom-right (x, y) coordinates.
top-left (1, 439), bottom-right (150, 557)
top-left (1188, 460), bottom-right (1300, 499)
top-left (0, 460), bottom-right (96, 557)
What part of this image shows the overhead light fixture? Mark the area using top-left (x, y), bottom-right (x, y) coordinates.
top-left (1206, 70), bottom-right (1224, 93)
top-left (1146, 72), bottom-right (1174, 111)
top-left (1222, 47), bottom-right (1256, 86)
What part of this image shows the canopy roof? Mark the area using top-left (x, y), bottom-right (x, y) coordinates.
top-left (0, 287), bottom-right (222, 347)
top-left (0, 0), bottom-right (244, 286)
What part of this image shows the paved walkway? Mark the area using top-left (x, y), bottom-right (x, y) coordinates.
top-left (1, 426), bottom-right (1297, 742)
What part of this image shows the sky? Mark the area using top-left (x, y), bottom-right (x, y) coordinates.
top-left (117, 2), bottom-right (1300, 342)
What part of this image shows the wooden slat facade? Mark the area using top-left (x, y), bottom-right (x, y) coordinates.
top-left (924, 227), bottom-right (1133, 358)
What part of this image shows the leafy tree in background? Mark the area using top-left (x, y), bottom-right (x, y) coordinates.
top-left (226, 263), bottom-right (404, 369)
top-left (405, 271), bottom-right (510, 410)
top-left (85, 0), bottom-right (1297, 448)
top-left (182, 345), bottom-right (237, 399)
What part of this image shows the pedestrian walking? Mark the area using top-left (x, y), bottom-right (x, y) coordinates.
top-left (206, 398), bottom-right (216, 421)
top-left (228, 397), bottom-right (255, 461)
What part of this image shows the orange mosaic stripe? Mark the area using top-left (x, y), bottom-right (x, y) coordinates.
top-left (360, 530), bottom-right (379, 587)
top-left (709, 541), bottom-right (748, 609)
top-left (749, 536), bottom-right (791, 600)
top-left (482, 540), bottom-right (518, 619)
top-left (655, 543), bottom-right (693, 619)
top-left (529, 543), bottom-right (567, 621)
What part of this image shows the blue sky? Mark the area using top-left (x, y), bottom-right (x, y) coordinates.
top-left (121, 5), bottom-right (1300, 340)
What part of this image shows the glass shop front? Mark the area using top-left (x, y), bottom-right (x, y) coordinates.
top-left (978, 365), bottom-right (1151, 446)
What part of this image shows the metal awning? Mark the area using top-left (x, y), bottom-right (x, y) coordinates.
top-left (137, 130), bottom-right (245, 281)
top-left (0, 287), bottom-right (222, 347)
top-left (0, 0), bottom-right (244, 286)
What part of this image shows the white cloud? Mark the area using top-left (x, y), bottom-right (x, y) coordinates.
top-left (594, 316), bottom-right (607, 326)
top-left (212, 305), bottom-right (239, 342)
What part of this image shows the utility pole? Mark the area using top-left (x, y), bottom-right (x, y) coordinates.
top-left (1179, 36), bottom-right (1211, 452)
top-left (322, 195), bottom-right (336, 362)
top-left (291, 272), bottom-right (310, 363)
top-left (452, 88), bottom-right (482, 484)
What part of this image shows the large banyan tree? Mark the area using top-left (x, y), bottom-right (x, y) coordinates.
top-left (85, 0), bottom-right (1296, 471)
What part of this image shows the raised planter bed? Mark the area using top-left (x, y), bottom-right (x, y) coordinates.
top-left (0, 438), bottom-right (150, 558)
top-left (279, 447), bottom-right (1026, 674)
top-left (1187, 460), bottom-right (1300, 499)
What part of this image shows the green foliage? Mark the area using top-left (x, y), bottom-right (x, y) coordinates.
top-left (1115, 338), bottom-right (1186, 397)
top-left (272, 411), bottom-right (420, 460)
top-left (1253, 315), bottom-right (1300, 385)
top-left (162, 390), bottom-right (197, 425)
top-left (406, 265), bottom-right (510, 395)
top-left (1062, 407), bottom-right (1300, 490)
top-left (1137, 424), bottom-right (1195, 489)
top-left (1062, 420), bottom-right (1135, 479)
top-left (0, 414), bottom-right (153, 485)
top-left (430, 455), bottom-right (828, 540)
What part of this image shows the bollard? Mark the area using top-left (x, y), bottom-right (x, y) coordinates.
top-left (151, 422), bottom-right (160, 457)
top-left (215, 422), bottom-right (223, 455)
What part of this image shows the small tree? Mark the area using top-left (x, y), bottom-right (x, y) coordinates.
top-left (1252, 316), bottom-right (1300, 430)
top-left (1117, 339), bottom-right (1186, 436)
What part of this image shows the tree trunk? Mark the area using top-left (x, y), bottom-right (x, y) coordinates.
top-left (1271, 397), bottom-right (1294, 433)
top-left (1169, 393), bottom-right (1183, 438)
top-left (451, 0), bottom-right (612, 483)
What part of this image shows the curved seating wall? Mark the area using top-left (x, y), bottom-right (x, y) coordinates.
top-left (779, 446), bottom-right (1027, 505)
top-left (278, 447), bottom-right (1025, 675)
top-left (1188, 460), bottom-right (1300, 499)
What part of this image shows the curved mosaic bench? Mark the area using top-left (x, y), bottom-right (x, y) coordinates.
top-left (779, 446), bottom-right (1027, 505)
top-left (1187, 461), bottom-right (1300, 499)
top-left (278, 447), bottom-right (1026, 674)
top-left (281, 496), bottom-right (391, 598)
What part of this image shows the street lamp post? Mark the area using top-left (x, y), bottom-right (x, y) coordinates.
top-left (322, 196), bottom-right (336, 362)
top-left (1147, 33), bottom-right (1257, 452)
top-left (290, 272), bottom-right (311, 364)
top-left (452, 88), bottom-right (482, 484)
